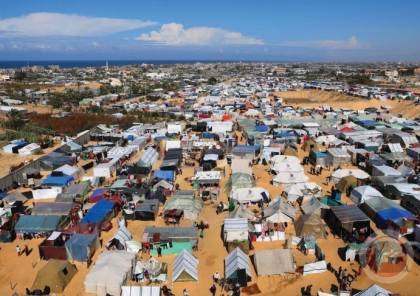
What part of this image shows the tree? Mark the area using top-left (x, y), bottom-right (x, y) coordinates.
top-left (4, 109), bottom-right (26, 130)
top-left (14, 71), bottom-right (27, 82)
top-left (208, 77), bottom-right (217, 85)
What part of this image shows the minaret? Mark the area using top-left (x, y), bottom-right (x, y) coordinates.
top-left (105, 60), bottom-right (109, 73)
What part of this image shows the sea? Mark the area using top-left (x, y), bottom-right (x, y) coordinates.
top-left (0, 60), bottom-right (267, 69)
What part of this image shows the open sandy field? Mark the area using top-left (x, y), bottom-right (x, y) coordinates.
top-left (1, 135), bottom-right (419, 296)
top-left (274, 90), bottom-right (420, 118)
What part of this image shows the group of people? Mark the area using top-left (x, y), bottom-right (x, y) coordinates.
top-left (16, 244), bottom-right (31, 256)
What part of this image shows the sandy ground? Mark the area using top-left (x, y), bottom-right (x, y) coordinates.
top-left (1, 136), bottom-right (420, 296)
top-left (41, 82), bottom-right (102, 93)
top-left (274, 90), bottom-right (420, 118)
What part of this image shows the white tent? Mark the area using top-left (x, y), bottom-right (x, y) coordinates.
top-left (167, 123), bottom-right (183, 134)
top-left (350, 186), bottom-right (384, 204)
top-left (172, 250), bottom-right (199, 282)
top-left (32, 188), bottom-right (62, 200)
top-left (303, 260), bottom-right (327, 275)
top-left (230, 187), bottom-right (268, 203)
top-left (254, 249), bottom-right (295, 276)
top-left (331, 169), bottom-right (370, 182)
top-left (273, 172), bottom-right (309, 186)
top-left (354, 284), bottom-right (392, 296)
top-left (243, 109), bottom-right (260, 117)
top-left (121, 286), bottom-right (160, 296)
top-left (84, 251), bottom-right (136, 296)
top-left (271, 155), bottom-right (302, 172)
top-left (231, 158), bottom-right (253, 175)
top-left (224, 247), bottom-right (252, 280)
top-left (165, 140), bottom-right (181, 151)
top-left (54, 164), bottom-right (82, 179)
top-left (18, 143), bottom-right (41, 156)
top-left (283, 182), bottom-right (322, 202)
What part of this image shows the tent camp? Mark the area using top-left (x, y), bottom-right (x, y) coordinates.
top-left (31, 260), bottom-right (77, 293)
top-left (172, 250), bottom-right (199, 282)
top-left (254, 249), bottom-right (295, 276)
top-left (230, 187), bottom-right (269, 203)
top-left (65, 233), bottom-right (100, 262)
top-left (283, 182), bottom-right (322, 202)
top-left (224, 247), bottom-right (252, 284)
top-left (294, 212), bottom-right (327, 239)
top-left (84, 251), bottom-right (136, 296)
top-left (350, 186), bottom-right (384, 204)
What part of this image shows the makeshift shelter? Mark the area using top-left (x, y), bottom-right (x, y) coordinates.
top-left (42, 174), bottom-right (74, 187)
top-left (65, 233), bottom-right (100, 262)
top-left (230, 187), bottom-right (269, 204)
top-left (273, 172), bottom-right (309, 187)
top-left (263, 198), bottom-right (297, 222)
top-left (89, 188), bottom-right (108, 203)
top-left (133, 199), bottom-right (160, 221)
top-left (84, 251), bottom-right (136, 296)
top-left (80, 199), bottom-right (115, 225)
top-left (283, 182), bottom-right (322, 202)
top-left (32, 187), bottom-right (62, 201)
top-left (163, 191), bottom-right (202, 220)
top-left (172, 250), bottom-right (199, 282)
top-left (326, 205), bottom-right (371, 240)
top-left (231, 158), bottom-right (253, 175)
top-left (224, 247), bottom-right (252, 284)
top-left (18, 143), bottom-right (41, 156)
top-left (31, 260), bottom-right (77, 293)
top-left (254, 249), bottom-right (295, 276)
top-left (153, 170), bottom-right (175, 182)
top-left (354, 284), bottom-right (393, 296)
top-left (303, 260), bottom-right (327, 275)
top-left (294, 212), bottom-right (327, 239)
top-left (224, 218), bottom-right (250, 253)
top-left (332, 169), bottom-right (370, 183)
top-left (54, 164), bottom-right (82, 179)
top-left (121, 286), bottom-right (161, 296)
top-left (15, 215), bottom-right (65, 234)
top-left (365, 239), bottom-right (406, 276)
top-left (191, 171), bottom-right (221, 185)
top-left (302, 139), bottom-right (319, 152)
top-left (350, 186), bottom-right (384, 204)
top-left (2, 191), bottom-right (28, 204)
top-left (226, 173), bottom-right (255, 193)
top-left (32, 202), bottom-right (74, 216)
top-left (375, 207), bottom-right (415, 230)
top-left (327, 148), bottom-right (351, 166)
top-left (40, 152), bottom-right (75, 170)
top-left (39, 231), bottom-right (68, 260)
top-left (229, 205), bottom-right (257, 221)
top-left (336, 175), bottom-right (358, 193)
top-left (57, 182), bottom-right (90, 203)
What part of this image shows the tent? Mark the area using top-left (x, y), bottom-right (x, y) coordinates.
top-left (302, 139), bottom-right (319, 152)
top-left (80, 199), bottom-right (115, 225)
top-left (332, 169), bottom-right (370, 182)
top-left (121, 286), bottom-right (161, 296)
top-left (85, 251), bottom-right (136, 296)
top-left (65, 234), bottom-right (100, 262)
top-left (231, 159), bottom-right (253, 175)
top-left (283, 182), bottom-right (322, 202)
top-left (229, 205), bottom-right (257, 221)
top-left (32, 202), bottom-right (74, 216)
top-left (89, 188), bottom-right (108, 203)
top-left (2, 191), bottom-right (28, 204)
top-left (353, 284), bottom-right (392, 296)
top-left (283, 146), bottom-right (298, 156)
top-left (153, 170), bottom-right (175, 182)
top-left (303, 260), bottom-right (327, 275)
top-left (230, 187), bottom-right (269, 203)
top-left (327, 205), bottom-right (370, 238)
top-left (350, 186), bottom-right (384, 204)
top-left (273, 172), bottom-right (309, 186)
top-left (263, 198), bottom-right (297, 222)
top-left (163, 191), bottom-right (202, 220)
top-left (224, 218), bottom-right (250, 253)
top-left (18, 143), bottom-right (41, 156)
top-left (172, 250), bottom-right (199, 282)
top-left (226, 173), bottom-right (255, 193)
top-left (224, 247), bottom-right (252, 282)
top-left (375, 207), bottom-right (415, 229)
top-left (327, 148), bottom-right (351, 166)
top-left (31, 260), bottom-right (77, 293)
top-left (42, 174), bottom-right (74, 187)
top-left (54, 164), bottom-right (82, 179)
top-left (134, 199), bottom-right (160, 220)
top-left (294, 212), bottom-right (327, 239)
top-left (15, 215), bottom-right (64, 234)
top-left (254, 249), bottom-right (295, 276)
top-left (336, 175), bottom-right (358, 193)
top-left (58, 182), bottom-right (90, 203)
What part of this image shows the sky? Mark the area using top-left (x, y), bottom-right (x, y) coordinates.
top-left (0, 0), bottom-right (419, 61)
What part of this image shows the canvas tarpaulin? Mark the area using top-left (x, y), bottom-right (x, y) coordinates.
top-left (65, 233), bottom-right (99, 262)
top-left (172, 250), bottom-right (198, 282)
top-left (31, 260), bottom-right (77, 293)
top-left (15, 215), bottom-right (64, 233)
top-left (294, 212), bottom-right (327, 239)
top-left (254, 249), bottom-right (294, 275)
top-left (225, 247), bottom-right (252, 280)
top-left (80, 199), bottom-right (114, 224)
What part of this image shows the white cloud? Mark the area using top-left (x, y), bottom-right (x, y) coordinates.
top-left (280, 36), bottom-right (365, 50)
top-left (0, 12), bottom-right (157, 37)
top-left (137, 23), bottom-right (263, 46)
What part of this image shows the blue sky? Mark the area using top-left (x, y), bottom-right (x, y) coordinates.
top-left (1, 0), bottom-right (419, 61)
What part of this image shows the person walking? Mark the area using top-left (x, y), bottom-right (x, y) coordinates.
top-left (210, 284), bottom-right (217, 296)
top-left (16, 245), bottom-right (21, 256)
top-left (183, 288), bottom-right (189, 296)
top-left (157, 246), bottom-right (162, 257)
top-left (212, 271), bottom-right (220, 284)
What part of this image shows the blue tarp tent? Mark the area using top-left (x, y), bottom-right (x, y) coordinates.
top-left (42, 174), bottom-right (74, 187)
top-left (202, 132), bottom-right (216, 139)
top-left (15, 215), bottom-right (64, 233)
top-left (375, 207), bottom-right (415, 229)
top-left (255, 125), bottom-right (268, 133)
top-left (80, 199), bottom-right (115, 224)
top-left (154, 170), bottom-right (175, 181)
top-left (65, 233), bottom-right (99, 261)
top-left (232, 145), bottom-right (260, 155)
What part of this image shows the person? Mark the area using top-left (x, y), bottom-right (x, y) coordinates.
top-left (157, 246), bottom-right (162, 257)
top-left (16, 245), bottom-right (21, 256)
top-left (213, 271), bottom-right (220, 283)
top-left (23, 245), bottom-right (29, 256)
top-left (183, 288), bottom-right (189, 296)
top-left (210, 284), bottom-right (217, 296)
